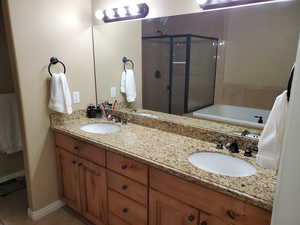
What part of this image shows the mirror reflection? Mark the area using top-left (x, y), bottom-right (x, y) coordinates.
top-left (93, 1), bottom-right (300, 132)
top-left (141, 3), bottom-right (299, 129)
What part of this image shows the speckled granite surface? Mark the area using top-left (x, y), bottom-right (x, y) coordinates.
top-left (50, 112), bottom-right (276, 211)
top-left (113, 108), bottom-right (260, 150)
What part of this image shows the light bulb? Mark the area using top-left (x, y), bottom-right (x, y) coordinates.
top-left (128, 4), bottom-right (140, 15)
top-left (95, 10), bottom-right (104, 20)
top-left (106, 9), bottom-right (115, 18)
top-left (118, 7), bottom-right (127, 17)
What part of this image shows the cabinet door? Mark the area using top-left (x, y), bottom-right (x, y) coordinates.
top-left (56, 148), bottom-right (81, 212)
top-left (79, 158), bottom-right (107, 225)
top-left (199, 212), bottom-right (229, 225)
top-left (149, 189), bottom-right (199, 225)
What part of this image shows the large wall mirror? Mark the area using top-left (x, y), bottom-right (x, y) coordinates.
top-left (93, 0), bottom-right (300, 131)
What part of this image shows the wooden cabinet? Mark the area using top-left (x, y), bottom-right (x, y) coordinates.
top-left (56, 147), bottom-right (107, 225)
top-left (56, 148), bottom-right (81, 212)
top-left (54, 133), bottom-right (271, 225)
top-left (149, 189), bottom-right (199, 225)
top-left (79, 158), bottom-right (107, 225)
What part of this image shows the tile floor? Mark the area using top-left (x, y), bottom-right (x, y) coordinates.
top-left (0, 190), bottom-right (87, 225)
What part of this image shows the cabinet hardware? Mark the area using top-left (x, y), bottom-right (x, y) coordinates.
top-left (200, 221), bottom-right (208, 225)
top-left (72, 161), bottom-right (76, 164)
top-left (188, 215), bottom-right (195, 222)
top-left (122, 185), bottom-right (128, 190)
top-left (121, 164), bottom-right (128, 170)
top-left (122, 208), bottom-right (128, 213)
top-left (227, 210), bottom-right (238, 220)
top-left (78, 163), bottom-right (82, 167)
top-left (74, 146), bottom-right (79, 150)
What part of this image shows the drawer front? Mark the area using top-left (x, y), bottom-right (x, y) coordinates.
top-left (107, 152), bottom-right (148, 185)
top-left (108, 171), bottom-right (147, 206)
top-left (55, 132), bottom-right (79, 154)
top-left (150, 168), bottom-right (271, 225)
top-left (78, 142), bottom-right (106, 167)
top-left (109, 214), bottom-right (130, 225)
top-left (108, 190), bottom-right (147, 225)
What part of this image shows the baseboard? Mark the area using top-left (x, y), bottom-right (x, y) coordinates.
top-left (27, 200), bottom-right (65, 221)
top-left (0, 170), bottom-right (25, 184)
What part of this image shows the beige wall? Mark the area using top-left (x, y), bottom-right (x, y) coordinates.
top-left (5, 0), bottom-right (95, 211)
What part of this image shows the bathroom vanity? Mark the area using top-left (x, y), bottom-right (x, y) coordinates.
top-left (51, 112), bottom-right (274, 225)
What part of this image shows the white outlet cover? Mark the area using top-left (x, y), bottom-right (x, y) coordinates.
top-left (111, 87), bottom-right (117, 98)
top-left (72, 91), bottom-right (80, 104)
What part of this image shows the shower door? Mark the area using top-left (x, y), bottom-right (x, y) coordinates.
top-left (142, 37), bottom-right (170, 113)
top-left (186, 36), bottom-right (218, 112)
top-left (142, 35), bottom-right (218, 115)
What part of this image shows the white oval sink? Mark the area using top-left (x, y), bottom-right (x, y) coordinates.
top-left (136, 112), bottom-right (159, 119)
top-left (188, 152), bottom-right (256, 177)
top-left (80, 123), bottom-right (120, 134)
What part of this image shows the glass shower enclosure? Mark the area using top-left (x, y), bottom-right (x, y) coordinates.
top-left (142, 34), bottom-right (218, 115)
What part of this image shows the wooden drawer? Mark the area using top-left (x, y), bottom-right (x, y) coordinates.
top-left (108, 190), bottom-right (147, 225)
top-left (78, 141), bottom-right (106, 167)
top-left (107, 152), bottom-right (148, 185)
top-left (108, 170), bottom-right (147, 206)
top-left (150, 168), bottom-right (271, 225)
top-left (109, 213), bottom-right (130, 225)
top-left (55, 132), bottom-right (79, 155)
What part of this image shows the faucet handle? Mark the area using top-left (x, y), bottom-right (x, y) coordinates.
top-left (216, 137), bottom-right (225, 149)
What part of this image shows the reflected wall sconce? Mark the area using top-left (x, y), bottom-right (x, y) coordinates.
top-left (96, 3), bottom-right (149, 23)
top-left (197, 0), bottom-right (290, 10)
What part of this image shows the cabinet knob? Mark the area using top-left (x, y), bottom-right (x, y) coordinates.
top-left (78, 163), bottom-right (82, 167)
top-left (122, 185), bottom-right (128, 190)
top-left (121, 164), bottom-right (128, 170)
top-left (74, 146), bottom-right (79, 150)
top-left (188, 215), bottom-right (195, 222)
top-left (122, 208), bottom-right (128, 213)
top-left (72, 161), bottom-right (76, 164)
top-left (200, 221), bottom-right (208, 225)
top-left (227, 210), bottom-right (238, 220)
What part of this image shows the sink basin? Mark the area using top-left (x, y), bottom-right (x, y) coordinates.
top-left (80, 123), bottom-right (120, 134)
top-left (188, 152), bottom-right (256, 177)
top-left (136, 112), bottom-right (159, 119)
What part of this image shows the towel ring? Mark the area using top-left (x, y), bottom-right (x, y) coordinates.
top-left (287, 64), bottom-right (295, 102)
top-left (122, 57), bottom-right (134, 71)
top-left (48, 57), bottom-right (66, 77)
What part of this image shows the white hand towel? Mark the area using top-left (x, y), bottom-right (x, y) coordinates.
top-left (120, 69), bottom-right (136, 103)
top-left (257, 90), bottom-right (288, 170)
top-left (48, 73), bottom-right (72, 114)
top-left (0, 93), bottom-right (23, 154)
top-left (121, 70), bottom-right (126, 94)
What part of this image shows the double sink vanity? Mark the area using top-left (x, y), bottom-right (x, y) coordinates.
top-left (51, 108), bottom-right (275, 225)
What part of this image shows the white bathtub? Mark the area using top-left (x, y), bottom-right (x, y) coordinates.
top-left (192, 104), bottom-right (270, 129)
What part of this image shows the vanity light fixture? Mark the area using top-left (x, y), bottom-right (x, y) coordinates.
top-left (198, 0), bottom-right (290, 10)
top-left (99, 3), bottom-right (149, 23)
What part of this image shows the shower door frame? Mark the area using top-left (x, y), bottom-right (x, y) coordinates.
top-left (142, 34), bottom-right (219, 114)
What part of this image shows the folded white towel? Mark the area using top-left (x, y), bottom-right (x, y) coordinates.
top-left (120, 69), bottom-right (136, 103)
top-left (48, 73), bottom-right (72, 114)
top-left (0, 93), bottom-right (23, 154)
top-left (257, 90), bottom-right (288, 170)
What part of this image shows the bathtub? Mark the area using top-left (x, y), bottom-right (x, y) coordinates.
top-left (192, 104), bottom-right (270, 129)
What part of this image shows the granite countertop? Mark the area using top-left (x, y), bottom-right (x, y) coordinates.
top-left (121, 108), bottom-right (262, 135)
top-left (51, 117), bottom-right (276, 211)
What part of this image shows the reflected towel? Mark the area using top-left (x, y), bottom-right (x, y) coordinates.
top-left (48, 73), bottom-right (72, 114)
top-left (0, 93), bottom-right (22, 154)
top-left (257, 90), bottom-right (288, 170)
top-left (120, 69), bottom-right (136, 103)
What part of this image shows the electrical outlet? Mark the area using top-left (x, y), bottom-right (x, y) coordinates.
top-left (111, 87), bottom-right (117, 98)
top-left (73, 91), bottom-right (80, 104)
